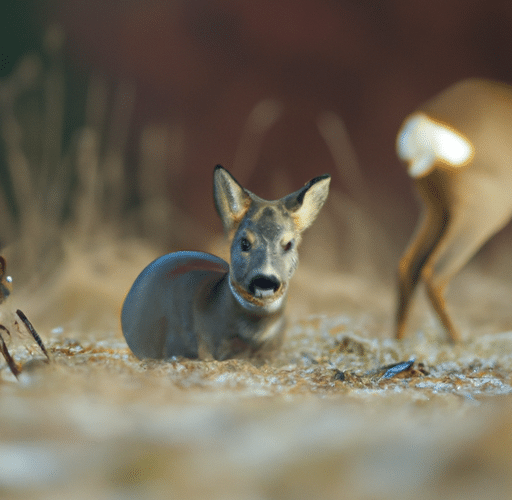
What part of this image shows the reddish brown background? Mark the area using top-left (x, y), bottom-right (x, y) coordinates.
top-left (33, 0), bottom-right (512, 258)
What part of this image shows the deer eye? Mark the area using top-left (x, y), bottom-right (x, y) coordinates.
top-left (240, 238), bottom-right (252, 252)
top-left (283, 240), bottom-right (293, 252)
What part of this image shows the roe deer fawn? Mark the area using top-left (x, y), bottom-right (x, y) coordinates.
top-left (395, 78), bottom-right (512, 341)
top-left (121, 165), bottom-right (330, 360)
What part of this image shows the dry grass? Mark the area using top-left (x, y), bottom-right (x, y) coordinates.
top-left (2, 312), bottom-right (512, 499)
top-left (2, 29), bottom-right (512, 499)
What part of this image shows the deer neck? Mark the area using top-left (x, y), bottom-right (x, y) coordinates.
top-left (220, 272), bottom-right (286, 339)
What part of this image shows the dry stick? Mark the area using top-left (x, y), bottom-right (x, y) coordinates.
top-left (0, 325), bottom-right (21, 378)
top-left (15, 309), bottom-right (50, 361)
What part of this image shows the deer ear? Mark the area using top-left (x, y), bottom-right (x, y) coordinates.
top-left (283, 174), bottom-right (331, 232)
top-left (213, 165), bottom-right (251, 234)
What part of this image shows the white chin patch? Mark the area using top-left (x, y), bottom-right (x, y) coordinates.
top-left (396, 113), bottom-right (474, 178)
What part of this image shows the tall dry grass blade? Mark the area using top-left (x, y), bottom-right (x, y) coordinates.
top-left (317, 110), bottom-right (366, 201)
top-left (103, 80), bottom-right (136, 223)
top-left (137, 121), bottom-right (208, 249)
top-left (74, 127), bottom-right (100, 246)
top-left (0, 194), bottom-right (15, 245)
top-left (232, 98), bottom-right (283, 186)
top-left (317, 110), bottom-right (394, 280)
top-left (1, 113), bottom-right (44, 272)
top-left (0, 50), bottom-right (65, 284)
top-left (40, 25), bottom-right (66, 199)
top-left (71, 73), bottom-right (109, 244)
top-left (84, 74), bottom-right (109, 134)
top-left (137, 124), bottom-right (175, 247)
top-left (0, 56), bottom-right (42, 220)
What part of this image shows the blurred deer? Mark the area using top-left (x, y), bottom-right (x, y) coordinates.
top-left (121, 165), bottom-right (330, 360)
top-left (395, 78), bottom-right (512, 341)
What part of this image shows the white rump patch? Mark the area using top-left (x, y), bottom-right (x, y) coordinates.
top-left (396, 113), bottom-right (474, 178)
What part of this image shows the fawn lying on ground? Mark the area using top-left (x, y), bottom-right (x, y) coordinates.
top-left (122, 165), bottom-right (330, 360)
top-left (395, 78), bottom-right (512, 341)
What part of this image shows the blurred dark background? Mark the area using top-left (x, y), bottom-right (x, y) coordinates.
top-left (3, 0), bottom-right (512, 269)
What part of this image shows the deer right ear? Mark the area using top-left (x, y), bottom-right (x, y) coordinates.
top-left (213, 165), bottom-right (251, 234)
top-left (283, 174), bottom-right (331, 232)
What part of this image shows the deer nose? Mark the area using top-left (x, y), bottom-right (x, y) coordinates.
top-left (248, 274), bottom-right (281, 298)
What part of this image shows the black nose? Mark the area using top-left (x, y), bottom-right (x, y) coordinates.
top-left (248, 275), bottom-right (281, 296)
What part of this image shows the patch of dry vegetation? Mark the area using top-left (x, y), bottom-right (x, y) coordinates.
top-left (2, 30), bottom-right (512, 499)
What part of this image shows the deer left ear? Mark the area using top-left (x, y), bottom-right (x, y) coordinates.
top-left (213, 165), bottom-right (252, 234)
top-left (283, 174), bottom-right (331, 232)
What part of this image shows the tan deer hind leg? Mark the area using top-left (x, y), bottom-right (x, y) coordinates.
top-left (396, 206), bottom-right (449, 339)
top-left (420, 206), bottom-right (511, 342)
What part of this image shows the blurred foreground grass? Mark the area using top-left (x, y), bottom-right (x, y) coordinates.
top-left (2, 311), bottom-right (512, 499)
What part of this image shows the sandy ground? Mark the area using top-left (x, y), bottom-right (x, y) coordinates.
top-left (2, 251), bottom-right (512, 500)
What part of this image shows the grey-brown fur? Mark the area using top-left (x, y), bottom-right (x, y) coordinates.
top-left (121, 165), bottom-right (330, 360)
